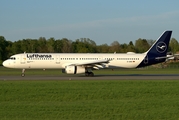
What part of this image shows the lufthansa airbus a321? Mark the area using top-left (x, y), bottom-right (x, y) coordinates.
top-left (3, 31), bottom-right (172, 77)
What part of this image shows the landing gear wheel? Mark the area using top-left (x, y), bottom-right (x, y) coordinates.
top-left (85, 72), bottom-right (94, 77)
top-left (21, 73), bottom-right (25, 77)
top-left (89, 72), bottom-right (94, 77)
top-left (85, 72), bottom-right (89, 76)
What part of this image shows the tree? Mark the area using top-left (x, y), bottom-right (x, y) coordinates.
top-left (5, 41), bottom-right (13, 58)
top-left (0, 36), bottom-right (8, 64)
top-left (0, 35), bottom-right (179, 64)
top-left (147, 39), bottom-right (155, 47)
top-left (47, 38), bottom-right (55, 52)
top-left (127, 41), bottom-right (135, 52)
top-left (96, 44), bottom-right (109, 53)
top-left (61, 38), bottom-right (72, 53)
top-left (20, 39), bottom-right (31, 52)
top-left (135, 38), bottom-right (150, 53)
top-left (120, 43), bottom-right (128, 53)
top-left (11, 41), bottom-right (22, 54)
top-left (54, 39), bottom-right (63, 53)
top-left (109, 41), bottom-right (121, 53)
top-left (169, 38), bottom-right (179, 53)
top-left (28, 39), bottom-right (39, 53)
top-left (72, 38), bottom-right (97, 53)
top-left (37, 37), bottom-right (48, 53)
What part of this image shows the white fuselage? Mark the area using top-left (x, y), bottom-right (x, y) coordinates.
top-left (3, 53), bottom-right (146, 69)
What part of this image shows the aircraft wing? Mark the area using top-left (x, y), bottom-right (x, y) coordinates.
top-left (69, 59), bottom-right (110, 69)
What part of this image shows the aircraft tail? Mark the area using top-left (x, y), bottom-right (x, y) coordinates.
top-left (137, 31), bottom-right (172, 67)
top-left (146, 31), bottom-right (172, 56)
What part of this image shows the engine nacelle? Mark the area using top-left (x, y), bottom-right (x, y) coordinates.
top-left (62, 66), bottom-right (85, 74)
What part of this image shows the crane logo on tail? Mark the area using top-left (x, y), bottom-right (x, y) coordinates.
top-left (156, 42), bottom-right (167, 53)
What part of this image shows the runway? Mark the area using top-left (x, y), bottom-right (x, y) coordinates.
top-left (0, 74), bottom-right (179, 80)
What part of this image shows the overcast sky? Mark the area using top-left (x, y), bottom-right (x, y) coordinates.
top-left (1, 0), bottom-right (179, 45)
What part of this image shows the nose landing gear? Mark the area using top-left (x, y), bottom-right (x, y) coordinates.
top-left (21, 69), bottom-right (25, 77)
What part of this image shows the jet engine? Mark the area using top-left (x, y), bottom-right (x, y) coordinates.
top-left (62, 65), bottom-right (85, 74)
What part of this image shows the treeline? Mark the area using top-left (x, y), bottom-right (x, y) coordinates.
top-left (0, 36), bottom-right (179, 64)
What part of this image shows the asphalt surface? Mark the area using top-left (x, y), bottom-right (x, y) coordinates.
top-left (0, 74), bottom-right (179, 80)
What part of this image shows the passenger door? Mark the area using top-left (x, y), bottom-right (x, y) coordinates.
top-left (56, 55), bottom-right (60, 64)
top-left (21, 54), bottom-right (26, 64)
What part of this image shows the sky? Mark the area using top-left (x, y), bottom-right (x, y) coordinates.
top-left (1, 0), bottom-right (179, 45)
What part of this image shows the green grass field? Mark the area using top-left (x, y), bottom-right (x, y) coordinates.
top-left (0, 80), bottom-right (179, 120)
top-left (1, 66), bottom-right (179, 120)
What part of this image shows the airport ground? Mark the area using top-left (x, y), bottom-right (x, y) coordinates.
top-left (0, 66), bottom-right (179, 119)
top-left (1, 65), bottom-right (179, 80)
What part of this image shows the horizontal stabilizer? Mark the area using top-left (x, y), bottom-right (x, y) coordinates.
top-left (155, 55), bottom-right (174, 60)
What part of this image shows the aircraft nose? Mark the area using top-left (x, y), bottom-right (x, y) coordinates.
top-left (2, 60), bottom-right (9, 68)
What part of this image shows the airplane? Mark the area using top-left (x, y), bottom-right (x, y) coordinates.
top-left (2, 31), bottom-right (172, 77)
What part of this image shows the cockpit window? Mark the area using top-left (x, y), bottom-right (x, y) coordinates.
top-left (10, 57), bottom-right (16, 60)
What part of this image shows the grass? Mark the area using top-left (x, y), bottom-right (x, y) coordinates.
top-left (0, 80), bottom-right (179, 120)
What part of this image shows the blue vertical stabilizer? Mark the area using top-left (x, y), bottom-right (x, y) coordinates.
top-left (137, 31), bottom-right (172, 68)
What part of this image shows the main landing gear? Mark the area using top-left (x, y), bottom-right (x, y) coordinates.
top-left (21, 69), bottom-right (25, 77)
top-left (85, 72), bottom-right (94, 77)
